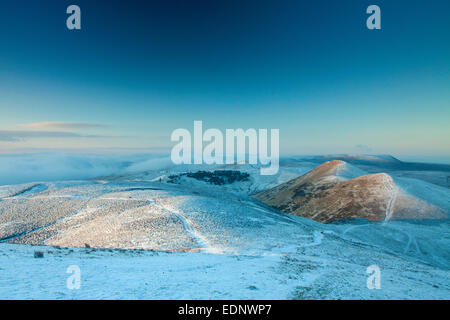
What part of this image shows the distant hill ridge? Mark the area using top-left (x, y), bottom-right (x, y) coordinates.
top-left (282, 154), bottom-right (450, 172)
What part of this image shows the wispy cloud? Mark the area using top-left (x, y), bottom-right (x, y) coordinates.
top-left (0, 130), bottom-right (111, 141)
top-left (355, 144), bottom-right (372, 153)
top-left (0, 153), bottom-right (172, 185)
top-left (19, 122), bottom-right (107, 130)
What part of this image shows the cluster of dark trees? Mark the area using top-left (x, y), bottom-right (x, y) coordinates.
top-left (169, 170), bottom-right (250, 185)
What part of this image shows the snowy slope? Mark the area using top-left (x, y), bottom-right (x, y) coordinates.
top-left (0, 155), bottom-right (449, 299)
top-left (0, 177), bottom-right (449, 299)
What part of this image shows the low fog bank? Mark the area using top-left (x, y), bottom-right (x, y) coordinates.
top-left (0, 153), bottom-right (173, 186)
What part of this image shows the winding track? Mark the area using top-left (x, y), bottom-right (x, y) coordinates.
top-left (384, 183), bottom-right (398, 222)
top-left (149, 199), bottom-right (220, 253)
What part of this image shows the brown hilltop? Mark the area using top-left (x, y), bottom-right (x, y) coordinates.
top-left (256, 160), bottom-right (346, 211)
top-left (254, 161), bottom-right (446, 223)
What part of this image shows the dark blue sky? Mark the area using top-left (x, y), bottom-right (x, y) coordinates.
top-left (0, 0), bottom-right (449, 158)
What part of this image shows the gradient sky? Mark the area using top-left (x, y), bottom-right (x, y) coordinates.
top-left (0, 0), bottom-right (449, 160)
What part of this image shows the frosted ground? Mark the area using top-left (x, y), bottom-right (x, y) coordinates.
top-left (0, 154), bottom-right (449, 299)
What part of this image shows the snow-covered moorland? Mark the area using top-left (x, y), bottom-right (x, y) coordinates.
top-left (0, 154), bottom-right (449, 299)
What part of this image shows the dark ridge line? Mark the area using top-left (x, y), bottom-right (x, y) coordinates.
top-left (9, 184), bottom-right (46, 198)
top-left (121, 187), bottom-right (161, 191)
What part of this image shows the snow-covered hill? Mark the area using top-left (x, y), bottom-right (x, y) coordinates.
top-left (254, 161), bottom-right (448, 222)
top-left (0, 154), bottom-right (449, 299)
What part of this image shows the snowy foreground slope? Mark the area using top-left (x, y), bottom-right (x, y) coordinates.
top-left (0, 156), bottom-right (449, 299)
